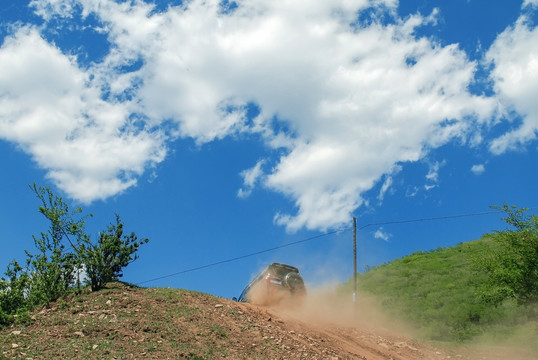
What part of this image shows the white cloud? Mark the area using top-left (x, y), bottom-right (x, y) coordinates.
top-left (378, 176), bottom-right (393, 202)
top-left (486, 12), bottom-right (538, 154)
top-left (523, 0), bottom-right (538, 8)
top-left (0, 27), bottom-right (167, 202)
top-left (238, 160), bottom-right (265, 198)
top-left (29, 0), bottom-right (77, 20)
top-left (374, 228), bottom-right (391, 242)
top-left (424, 160), bottom-right (446, 189)
top-left (3, 0), bottom-right (537, 231)
top-left (471, 164), bottom-right (485, 175)
top-left (406, 186), bottom-right (419, 198)
top-left (377, 165), bottom-right (401, 202)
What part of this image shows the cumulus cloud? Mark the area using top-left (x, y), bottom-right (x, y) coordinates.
top-left (1, 0), bottom-right (537, 230)
top-left (486, 11), bottom-right (538, 154)
top-left (0, 26), bottom-right (166, 202)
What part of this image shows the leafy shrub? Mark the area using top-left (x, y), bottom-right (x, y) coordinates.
top-left (79, 214), bottom-right (149, 291)
top-left (0, 261), bottom-right (30, 326)
top-left (473, 204), bottom-right (538, 305)
top-left (0, 184), bottom-right (149, 327)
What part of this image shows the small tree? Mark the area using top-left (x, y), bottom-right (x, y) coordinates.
top-left (24, 184), bottom-right (90, 305)
top-left (1, 184), bottom-right (150, 327)
top-left (28, 184), bottom-right (149, 292)
top-left (474, 204), bottom-right (538, 305)
top-left (79, 214), bottom-right (149, 291)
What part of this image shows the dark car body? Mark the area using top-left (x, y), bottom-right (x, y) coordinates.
top-left (235, 263), bottom-right (306, 305)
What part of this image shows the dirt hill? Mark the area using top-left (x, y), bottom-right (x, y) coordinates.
top-left (0, 282), bottom-right (508, 359)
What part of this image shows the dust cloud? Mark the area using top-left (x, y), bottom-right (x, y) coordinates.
top-left (458, 320), bottom-right (538, 360)
top-left (263, 283), bottom-right (538, 360)
top-left (270, 282), bottom-right (415, 336)
top-left (245, 281), bottom-right (292, 306)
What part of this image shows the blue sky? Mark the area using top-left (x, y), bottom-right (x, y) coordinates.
top-left (1, 0), bottom-right (537, 300)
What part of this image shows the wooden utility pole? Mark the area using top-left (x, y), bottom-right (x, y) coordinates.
top-left (353, 216), bottom-right (357, 303)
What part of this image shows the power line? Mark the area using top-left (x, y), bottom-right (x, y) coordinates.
top-left (357, 210), bottom-right (504, 230)
top-left (135, 228), bottom-right (349, 286)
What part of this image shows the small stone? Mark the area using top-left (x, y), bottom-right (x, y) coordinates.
top-left (11, 331), bottom-right (21, 335)
top-left (11, 344), bottom-right (19, 349)
top-left (92, 345), bottom-right (98, 350)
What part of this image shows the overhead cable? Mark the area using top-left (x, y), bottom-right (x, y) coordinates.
top-left (357, 210), bottom-right (504, 230)
top-left (135, 228), bottom-right (349, 285)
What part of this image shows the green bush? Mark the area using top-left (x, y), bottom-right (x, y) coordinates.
top-left (0, 261), bottom-right (30, 326)
top-left (79, 214), bottom-right (149, 292)
top-left (0, 184), bottom-right (149, 328)
top-left (473, 204), bottom-right (538, 305)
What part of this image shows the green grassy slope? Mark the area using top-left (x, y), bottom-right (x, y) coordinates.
top-left (345, 236), bottom-right (537, 344)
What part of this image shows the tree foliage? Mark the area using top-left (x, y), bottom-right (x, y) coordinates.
top-left (0, 261), bottom-right (29, 326)
top-left (0, 184), bottom-right (149, 327)
top-left (79, 214), bottom-right (149, 292)
top-left (25, 184), bottom-right (90, 305)
top-left (474, 204), bottom-right (538, 305)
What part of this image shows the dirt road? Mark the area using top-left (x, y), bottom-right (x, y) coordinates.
top-left (232, 290), bottom-right (455, 360)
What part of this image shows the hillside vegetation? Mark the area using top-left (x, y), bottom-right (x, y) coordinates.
top-left (342, 204), bottom-right (538, 348)
top-left (346, 236), bottom-right (537, 348)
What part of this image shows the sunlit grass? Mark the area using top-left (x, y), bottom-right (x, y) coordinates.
top-left (344, 236), bottom-right (538, 345)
